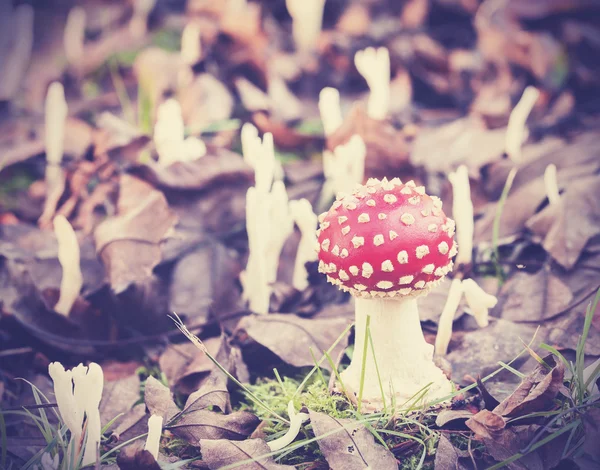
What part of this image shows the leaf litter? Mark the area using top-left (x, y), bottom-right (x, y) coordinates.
top-left (1, 0), bottom-right (599, 469)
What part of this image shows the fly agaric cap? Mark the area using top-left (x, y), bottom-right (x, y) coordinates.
top-left (317, 177), bottom-right (456, 298)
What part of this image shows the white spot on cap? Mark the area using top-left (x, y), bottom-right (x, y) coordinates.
top-left (332, 245), bottom-right (340, 256)
top-left (362, 262), bottom-right (373, 278)
top-left (349, 266), bottom-right (359, 276)
top-left (400, 186), bottom-right (412, 195)
top-left (377, 281), bottom-right (393, 289)
top-left (382, 180), bottom-right (394, 191)
top-left (431, 196), bottom-right (443, 209)
top-left (328, 262), bottom-right (337, 272)
top-left (389, 230), bottom-right (398, 240)
top-left (434, 267), bottom-right (444, 276)
top-left (449, 242), bottom-right (458, 257)
top-left (338, 216), bottom-right (348, 224)
top-left (415, 186), bottom-right (425, 195)
top-left (318, 260), bottom-right (326, 272)
top-left (321, 239), bottom-right (330, 251)
top-left (422, 264), bottom-right (435, 274)
top-left (391, 177), bottom-right (402, 185)
top-left (421, 209), bottom-right (431, 217)
top-left (320, 221), bottom-right (330, 230)
top-left (358, 213), bottom-right (370, 223)
top-left (401, 213), bottom-right (415, 225)
top-left (352, 236), bottom-right (364, 248)
top-left (374, 234), bottom-right (384, 246)
top-left (408, 196), bottom-right (420, 205)
top-left (341, 226), bottom-right (351, 235)
top-left (366, 178), bottom-right (379, 186)
top-left (383, 194), bottom-right (397, 204)
top-left (332, 201), bottom-right (342, 209)
top-left (399, 275), bottom-right (414, 285)
top-left (414, 280), bottom-right (426, 288)
top-left (438, 241), bottom-right (449, 254)
top-left (318, 212), bottom-right (328, 223)
top-left (397, 250), bottom-right (408, 264)
top-left (315, 241), bottom-right (321, 252)
top-left (340, 248), bottom-right (349, 258)
top-left (416, 245), bottom-right (430, 258)
top-left (339, 270), bottom-right (349, 281)
top-left (382, 260), bottom-right (394, 272)
top-left (378, 213), bottom-right (387, 220)
top-left (399, 288), bottom-right (412, 295)
top-left (354, 283), bottom-right (367, 291)
top-left (428, 224), bottom-right (438, 233)
top-left (345, 202), bottom-right (357, 210)
top-left (315, 228), bottom-right (321, 237)
top-left (367, 187), bottom-right (377, 194)
top-left (366, 199), bottom-right (376, 207)
top-left (406, 180), bottom-right (416, 187)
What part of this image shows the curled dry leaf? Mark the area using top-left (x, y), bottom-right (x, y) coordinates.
top-left (116, 442), bottom-right (161, 470)
top-left (144, 376), bottom-right (181, 422)
top-left (236, 313), bottom-right (352, 370)
top-left (199, 438), bottom-right (295, 470)
top-left (326, 104), bottom-right (410, 177)
top-left (94, 174), bottom-right (177, 294)
top-left (309, 410), bottom-right (398, 470)
top-left (178, 74), bottom-right (234, 131)
top-left (493, 355), bottom-right (565, 418)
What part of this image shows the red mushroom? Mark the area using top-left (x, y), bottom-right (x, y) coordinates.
top-left (317, 177), bottom-right (456, 408)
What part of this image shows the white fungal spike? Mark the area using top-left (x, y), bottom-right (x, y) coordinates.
top-left (362, 263), bottom-right (374, 278)
top-left (381, 260), bottom-right (394, 272)
top-left (64, 7), bottom-right (86, 67)
top-left (319, 87), bottom-right (343, 136)
top-left (286, 0), bottom-right (326, 54)
top-left (358, 213), bottom-right (370, 223)
top-left (373, 234), bottom-right (384, 246)
top-left (544, 164), bottom-right (561, 205)
top-left (145, 415), bottom-right (163, 460)
top-left (399, 275), bottom-right (414, 285)
top-left (354, 47), bottom-right (390, 120)
top-left (448, 165), bottom-right (472, 266)
top-left (53, 215), bottom-right (82, 316)
top-left (45, 82), bottom-right (68, 165)
top-left (383, 194), bottom-right (397, 204)
top-left (397, 250), bottom-right (408, 264)
top-left (352, 236), bottom-right (365, 248)
top-left (416, 245), bottom-right (430, 259)
top-left (130, 0), bottom-right (156, 38)
top-left (181, 22), bottom-right (202, 65)
top-left (401, 213), bottom-right (415, 225)
top-left (506, 86), bottom-right (540, 163)
top-left (376, 281), bottom-right (393, 289)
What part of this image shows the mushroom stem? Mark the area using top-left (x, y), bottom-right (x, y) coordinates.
top-left (341, 297), bottom-right (452, 407)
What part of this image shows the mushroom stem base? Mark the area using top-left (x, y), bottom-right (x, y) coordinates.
top-left (341, 297), bottom-right (452, 409)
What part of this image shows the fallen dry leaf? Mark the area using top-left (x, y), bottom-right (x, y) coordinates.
top-left (168, 409), bottom-right (260, 442)
top-left (493, 356), bottom-right (565, 418)
top-left (236, 313), bottom-right (351, 370)
top-left (116, 442), bottom-right (161, 470)
top-left (309, 410), bottom-right (398, 470)
top-left (434, 434), bottom-right (470, 470)
top-left (94, 174), bottom-right (177, 294)
top-left (526, 175), bottom-right (600, 269)
top-left (498, 267), bottom-right (573, 323)
top-left (199, 438), bottom-right (294, 470)
top-left (144, 376), bottom-right (181, 422)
